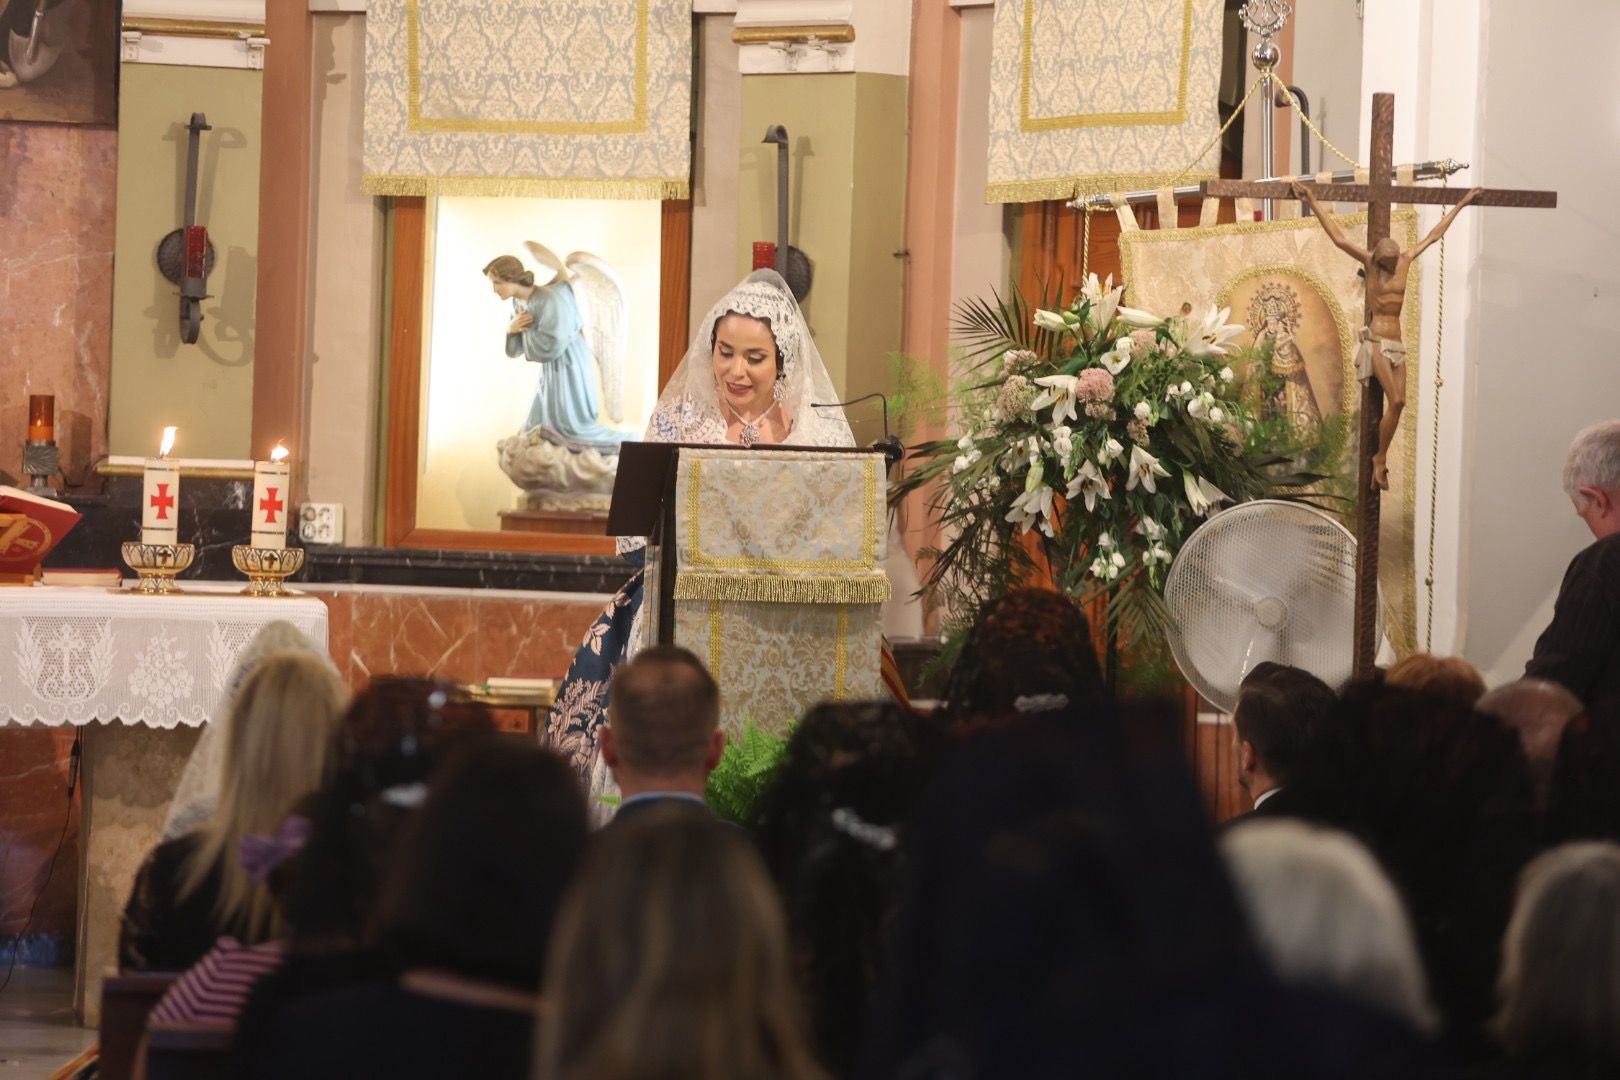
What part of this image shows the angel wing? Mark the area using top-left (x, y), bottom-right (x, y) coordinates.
top-left (564, 251), bottom-right (628, 424)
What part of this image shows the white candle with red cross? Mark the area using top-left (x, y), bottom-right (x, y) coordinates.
top-left (141, 427), bottom-right (180, 545)
top-left (251, 443), bottom-right (291, 549)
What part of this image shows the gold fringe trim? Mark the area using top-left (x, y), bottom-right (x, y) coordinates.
top-left (674, 573), bottom-right (892, 606)
top-left (361, 175), bottom-right (690, 201)
top-left (985, 171), bottom-right (1215, 205)
top-left (732, 23), bottom-right (855, 45)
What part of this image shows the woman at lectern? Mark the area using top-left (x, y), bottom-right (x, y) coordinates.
top-left (545, 270), bottom-right (854, 799)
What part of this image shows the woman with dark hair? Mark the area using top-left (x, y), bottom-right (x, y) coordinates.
top-left (860, 701), bottom-right (1445, 1079)
top-left (749, 701), bottom-right (947, 1075)
top-left (538, 805), bottom-right (827, 1080)
top-left (242, 739), bottom-right (588, 1079)
top-left (231, 677), bottom-right (496, 1068)
top-left (940, 587), bottom-right (1105, 722)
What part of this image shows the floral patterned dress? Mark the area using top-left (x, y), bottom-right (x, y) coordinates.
top-left (545, 551), bottom-right (643, 780)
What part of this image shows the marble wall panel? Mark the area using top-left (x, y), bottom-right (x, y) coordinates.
top-left (0, 123), bottom-right (116, 491)
top-left (0, 729), bottom-right (80, 942)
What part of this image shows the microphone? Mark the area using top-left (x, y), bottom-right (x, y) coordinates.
top-left (811, 392), bottom-right (904, 467)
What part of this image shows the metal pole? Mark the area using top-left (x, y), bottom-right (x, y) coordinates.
top-left (1239, 1), bottom-right (1292, 220)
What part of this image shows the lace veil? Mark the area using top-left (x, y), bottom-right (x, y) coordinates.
top-left (646, 269), bottom-right (854, 448)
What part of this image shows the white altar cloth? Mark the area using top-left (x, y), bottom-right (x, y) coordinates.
top-left (0, 586), bottom-right (329, 728)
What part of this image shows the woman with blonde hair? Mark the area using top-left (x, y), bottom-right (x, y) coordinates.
top-left (537, 805), bottom-right (826, 1080)
top-left (1488, 841), bottom-right (1620, 1077)
top-left (120, 651), bottom-right (349, 971)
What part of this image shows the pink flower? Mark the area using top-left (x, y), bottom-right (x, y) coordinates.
top-left (1084, 401), bottom-right (1116, 421)
top-left (1126, 417), bottom-right (1150, 443)
top-left (1002, 348), bottom-right (1038, 373)
top-left (1075, 367), bottom-right (1115, 403)
top-left (1130, 329), bottom-right (1155, 349)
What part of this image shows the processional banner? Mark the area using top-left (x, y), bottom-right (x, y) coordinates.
top-left (671, 450), bottom-right (890, 736)
top-left (986, 0), bottom-right (1225, 203)
top-left (363, 0), bottom-right (692, 199)
top-left (1119, 208), bottom-right (1423, 653)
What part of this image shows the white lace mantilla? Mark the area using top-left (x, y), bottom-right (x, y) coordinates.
top-left (0, 588), bottom-right (330, 728)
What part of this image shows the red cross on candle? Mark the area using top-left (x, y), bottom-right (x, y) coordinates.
top-left (150, 483), bottom-right (176, 520)
top-left (259, 487), bottom-right (284, 524)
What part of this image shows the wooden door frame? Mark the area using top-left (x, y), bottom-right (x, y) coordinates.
top-left (382, 196), bottom-right (692, 554)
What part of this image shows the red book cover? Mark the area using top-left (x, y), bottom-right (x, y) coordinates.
top-left (0, 486), bottom-right (82, 576)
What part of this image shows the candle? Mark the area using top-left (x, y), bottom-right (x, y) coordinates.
top-left (141, 426), bottom-right (180, 546)
top-left (251, 442), bottom-right (290, 549)
top-left (27, 396), bottom-right (54, 442)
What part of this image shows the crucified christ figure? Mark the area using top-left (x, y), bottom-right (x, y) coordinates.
top-left (1293, 181), bottom-right (1482, 489)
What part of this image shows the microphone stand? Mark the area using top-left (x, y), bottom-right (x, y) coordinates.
top-left (811, 392), bottom-right (904, 468)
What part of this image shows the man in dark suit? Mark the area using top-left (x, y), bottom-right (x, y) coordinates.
top-left (599, 644), bottom-right (724, 824)
top-left (1527, 420), bottom-right (1620, 720)
top-left (1230, 662), bottom-right (1336, 820)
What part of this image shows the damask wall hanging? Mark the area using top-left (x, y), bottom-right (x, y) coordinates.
top-left (985, 0), bottom-right (1225, 203)
top-left (362, 0), bottom-right (692, 199)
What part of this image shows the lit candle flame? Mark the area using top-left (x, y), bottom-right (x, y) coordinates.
top-left (158, 426), bottom-right (177, 459)
top-left (269, 442), bottom-right (289, 463)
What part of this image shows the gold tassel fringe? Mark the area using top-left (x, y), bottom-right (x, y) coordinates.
top-left (361, 174), bottom-right (690, 201)
top-left (674, 572), bottom-right (892, 606)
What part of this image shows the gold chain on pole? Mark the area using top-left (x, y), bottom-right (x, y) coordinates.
top-left (1424, 173), bottom-right (1448, 651)
top-left (1080, 200), bottom-right (1094, 281)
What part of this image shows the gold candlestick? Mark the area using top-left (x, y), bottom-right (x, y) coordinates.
top-left (231, 544), bottom-right (304, 597)
top-left (121, 541), bottom-right (195, 594)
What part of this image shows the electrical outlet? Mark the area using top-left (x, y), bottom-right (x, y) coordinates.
top-left (298, 502), bottom-right (344, 545)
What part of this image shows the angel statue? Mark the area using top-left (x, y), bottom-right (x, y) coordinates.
top-left (485, 241), bottom-right (630, 511)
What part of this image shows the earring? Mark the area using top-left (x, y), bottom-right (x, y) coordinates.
top-left (772, 375), bottom-right (787, 402)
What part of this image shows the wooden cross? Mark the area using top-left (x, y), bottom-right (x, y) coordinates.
top-left (1202, 93), bottom-right (1556, 679)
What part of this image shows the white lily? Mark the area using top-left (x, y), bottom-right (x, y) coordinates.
top-left (1219, 366), bottom-right (1235, 383)
top-left (1089, 556), bottom-right (1118, 581)
top-left (956, 433), bottom-right (977, 451)
top-left (1143, 541), bottom-right (1173, 566)
top-left (1126, 445), bottom-right (1170, 493)
top-left (1208, 406), bottom-right (1225, 423)
top-left (1138, 515), bottom-right (1167, 542)
top-left (1181, 303), bottom-right (1246, 357)
top-left (1098, 437), bottom-right (1125, 466)
top-left (1049, 424), bottom-right (1074, 459)
top-left (1101, 347), bottom-right (1132, 376)
top-left (1064, 458), bottom-right (1110, 512)
top-left (1115, 305), bottom-right (1162, 329)
top-left (1081, 273), bottom-right (1123, 332)
top-left (1133, 401), bottom-right (1152, 421)
top-left (1183, 472), bottom-right (1232, 517)
top-left (1187, 395), bottom-right (1207, 419)
top-left (1005, 483), bottom-right (1057, 536)
top-left (1033, 308), bottom-right (1074, 335)
top-left (952, 454), bottom-right (972, 474)
top-left (1030, 374), bottom-right (1080, 426)
top-left (1098, 532), bottom-right (1115, 548)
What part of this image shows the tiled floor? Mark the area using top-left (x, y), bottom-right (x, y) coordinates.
top-left (0, 966), bottom-right (95, 1078)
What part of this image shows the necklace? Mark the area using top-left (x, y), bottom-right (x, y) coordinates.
top-left (722, 397), bottom-right (780, 447)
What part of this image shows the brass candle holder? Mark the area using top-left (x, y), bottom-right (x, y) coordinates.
top-left (231, 545), bottom-right (305, 598)
top-left (121, 542), bottom-right (196, 594)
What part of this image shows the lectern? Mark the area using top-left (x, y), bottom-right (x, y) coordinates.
top-left (608, 442), bottom-right (891, 735)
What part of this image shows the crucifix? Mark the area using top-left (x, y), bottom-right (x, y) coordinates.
top-left (1202, 92), bottom-right (1557, 679)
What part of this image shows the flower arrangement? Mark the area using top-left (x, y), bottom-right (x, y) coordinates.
top-left (894, 274), bottom-right (1333, 655)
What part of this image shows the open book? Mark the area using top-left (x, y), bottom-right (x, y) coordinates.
top-left (0, 485), bottom-right (82, 580)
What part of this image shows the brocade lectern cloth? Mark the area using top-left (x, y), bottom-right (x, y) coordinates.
top-left (363, 0), bottom-right (692, 199)
top-left (986, 0), bottom-right (1224, 203)
top-left (0, 587), bottom-right (329, 727)
top-left (1119, 210), bottom-right (1423, 654)
top-left (671, 449), bottom-right (889, 736)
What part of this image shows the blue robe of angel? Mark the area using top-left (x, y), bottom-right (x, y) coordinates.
top-left (507, 281), bottom-right (626, 450)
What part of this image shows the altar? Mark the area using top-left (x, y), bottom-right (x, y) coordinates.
top-left (0, 585), bottom-right (329, 1025)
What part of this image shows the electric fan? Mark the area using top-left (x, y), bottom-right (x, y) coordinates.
top-left (1164, 499), bottom-right (1372, 712)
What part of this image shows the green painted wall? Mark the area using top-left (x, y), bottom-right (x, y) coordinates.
top-left (108, 64), bottom-right (263, 457)
top-left (738, 73), bottom-right (908, 446)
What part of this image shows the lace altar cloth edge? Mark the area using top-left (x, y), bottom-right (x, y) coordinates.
top-left (0, 588), bottom-right (330, 729)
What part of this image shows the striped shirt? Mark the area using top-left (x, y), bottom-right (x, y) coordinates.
top-left (148, 937), bottom-right (287, 1028)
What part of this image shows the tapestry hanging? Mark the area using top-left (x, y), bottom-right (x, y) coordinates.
top-left (363, 0), bottom-right (691, 199)
top-left (985, 0), bottom-right (1225, 203)
top-left (1118, 208), bottom-right (1424, 654)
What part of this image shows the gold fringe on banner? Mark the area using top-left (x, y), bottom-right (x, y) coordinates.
top-left (674, 572), bottom-right (892, 606)
top-left (985, 171), bottom-right (1216, 205)
top-left (361, 175), bottom-right (690, 201)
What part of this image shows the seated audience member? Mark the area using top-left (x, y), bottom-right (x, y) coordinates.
top-left (1221, 819), bottom-right (1437, 1035)
top-left (749, 701), bottom-right (946, 1075)
top-left (939, 587), bottom-right (1105, 723)
top-left (1386, 653), bottom-right (1487, 707)
top-left (1230, 661), bottom-right (1335, 819)
top-left (860, 702), bottom-right (1443, 1080)
top-left (1289, 681), bottom-right (1539, 1061)
top-left (119, 652), bottom-right (348, 972)
top-left (231, 678), bottom-right (496, 1063)
top-left (1477, 679), bottom-right (1586, 812)
top-left (1482, 841), bottom-right (1620, 1079)
top-left (241, 739), bottom-right (587, 1080)
top-left (1526, 419), bottom-right (1620, 717)
top-left (162, 620), bottom-right (329, 841)
top-left (597, 645), bottom-right (724, 821)
top-left (538, 805), bottom-right (827, 1080)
